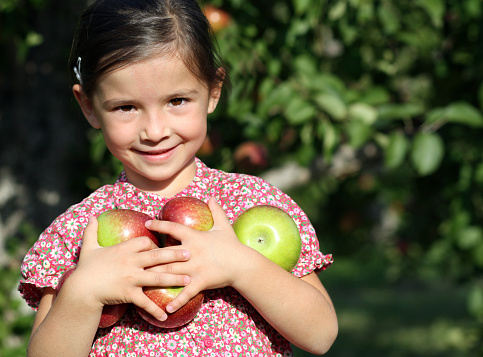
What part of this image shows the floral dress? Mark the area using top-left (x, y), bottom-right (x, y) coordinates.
top-left (19, 158), bottom-right (333, 356)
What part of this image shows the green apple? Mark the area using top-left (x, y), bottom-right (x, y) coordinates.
top-left (232, 205), bottom-right (302, 271)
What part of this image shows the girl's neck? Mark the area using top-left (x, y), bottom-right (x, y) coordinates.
top-left (124, 157), bottom-right (197, 198)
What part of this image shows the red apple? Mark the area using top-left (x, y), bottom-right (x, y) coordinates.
top-left (160, 197), bottom-right (214, 246)
top-left (56, 267), bottom-right (128, 328)
top-left (234, 141), bottom-right (269, 173)
top-left (137, 197), bottom-right (212, 328)
top-left (203, 5), bottom-right (232, 33)
top-left (92, 209), bottom-right (160, 327)
top-left (97, 209), bottom-right (161, 247)
top-left (136, 287), bottom-right (204, 329)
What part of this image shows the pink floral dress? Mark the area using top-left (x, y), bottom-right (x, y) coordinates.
top-left (19, 158), bottom-right (333, 356)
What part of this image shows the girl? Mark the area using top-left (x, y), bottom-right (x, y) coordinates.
top-left (19, 0), bottom-right (338, 356)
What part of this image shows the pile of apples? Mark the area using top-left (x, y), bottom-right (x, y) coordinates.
top-left (57, 197), bottom-right (301, 329)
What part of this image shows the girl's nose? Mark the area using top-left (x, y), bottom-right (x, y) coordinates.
top-left (140, 112), bottom-right (169, 142)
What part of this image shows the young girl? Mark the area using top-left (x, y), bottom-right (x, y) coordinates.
top-left (19, 0), bottom-right (338, 356)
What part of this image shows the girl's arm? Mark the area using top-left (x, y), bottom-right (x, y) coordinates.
top-left (146, 198), bottom-right (338, 355)
top-left (28, 284), bottom-right (103, 357)
top-left (27, 217), bottom-right (192, 357)
top-left (230, 253), bottom-right (338, 355)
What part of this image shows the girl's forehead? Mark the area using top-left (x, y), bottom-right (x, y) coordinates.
top-left (93, 54), bottom-right (209, 99)
top-left (101, 51), bottom-right (205, 83)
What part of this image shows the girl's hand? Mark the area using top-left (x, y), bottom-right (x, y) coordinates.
top-left (69, 216), bottom-right (192, 322)
top-left (145, 198), bottom-right (256, 313)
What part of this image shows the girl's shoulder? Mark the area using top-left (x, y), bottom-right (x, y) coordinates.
top-left (18, 182), bottom-right (124, 310)
top-left (51, 182), bottom-right (122, 229)
top-left (197, 159), bottom-right (281, 195)
top-left (197, 159), bottom-right (302, 219)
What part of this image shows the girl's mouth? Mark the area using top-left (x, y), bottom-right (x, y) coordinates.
top-left (144, 148), bottom-right (173, 155)
top-left (132, 145), bottom-right (179, 161)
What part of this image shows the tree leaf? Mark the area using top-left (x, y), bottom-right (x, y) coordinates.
top-left (314, 92), bottom-right (347, 120)
top-left (458, 226), bottom-right (483, 250)
top-left (443, 101), bottom-right (483, 128)
top-left (328, 1), bottom-right (347, 21)
top-left (349, 103), bottom-right (378, 124)
top-left (410, 132), bottom-right (445, 176)
top-left (347, 120), bottom-right (373, 149)
top-left (320, 120), bottom-right (339, 162)
top-left (285, 96), bottom-right (316, 125)
top-left (385, 132), bottom-right (408, 169)
top-left (415, 0), bottom-right (445, 28)
top-left (378, 103), bottom-right (423, 120)
top-left (468, 284), bottom-right (483, 318)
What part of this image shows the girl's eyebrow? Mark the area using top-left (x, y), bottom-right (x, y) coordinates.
top-left (102, 98), bottom-right (139, 109)
top-left (168, 89), bottom-right (200, 98)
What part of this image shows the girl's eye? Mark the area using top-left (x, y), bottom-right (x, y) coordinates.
top-left (117, 105), bottom-right (135, 112)
top-left (169, 98), bottom-right (187, 106)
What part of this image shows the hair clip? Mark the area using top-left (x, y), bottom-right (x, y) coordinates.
top-left (73, 57), bottom-right (83, 85)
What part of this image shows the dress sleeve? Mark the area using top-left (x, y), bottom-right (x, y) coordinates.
top-left (262, 184), bottom-right (333, 277)
top-left (221, 174), bottom-right (333, 278)
top-left (18, 212), bottom-right (85, 310)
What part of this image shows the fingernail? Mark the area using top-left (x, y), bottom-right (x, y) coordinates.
top-left (184, 275), bottom-right (191, 285)
top-left (166, 305), bottom-right (175, 313)
top-left (145, 220), bottom-right (152, 228)
top-left (183, 250), bottom-right (191, 259)
top-left (160, 313), bottom-right (167, 321)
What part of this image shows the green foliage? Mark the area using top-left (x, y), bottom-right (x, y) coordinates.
top-left (293, 258), bottom-right (479, 357)
top-left (80, 1), bottom-right (483, 346)
top-left (0, 0), bottom-right (50, 62)
top-left (3, 0), bottom-right (483, 354)
top-left (0, 222), bottom-right (38, 356)
top-left (208, 0), bottom-right (483, 173)
top-left (203, 0), bottom-right (483, 349)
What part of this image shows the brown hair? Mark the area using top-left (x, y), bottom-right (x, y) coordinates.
top-left (69, 0), bottom-right (229, 97)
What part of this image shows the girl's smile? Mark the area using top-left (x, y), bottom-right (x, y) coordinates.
top-left (74, 53), bottom-right (222, 196)
top-left (133, 145), bottom-right (179, 163)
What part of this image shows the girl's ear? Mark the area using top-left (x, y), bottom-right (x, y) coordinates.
top-left (72, 84), bottom-right (101, 129)
top-left (207, 68), bottom-right (225, 114)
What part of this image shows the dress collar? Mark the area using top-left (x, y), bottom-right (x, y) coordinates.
top-left (110, 158), bottom-right (208, 212)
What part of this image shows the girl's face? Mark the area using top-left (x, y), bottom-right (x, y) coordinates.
top-left (74, 53), bottom-right (222, 196)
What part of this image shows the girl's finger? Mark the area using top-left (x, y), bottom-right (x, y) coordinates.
top-left (80, 216), bottom-right (101, 252)
top-left (140, 271), bottom-right (191, 289)
top-left (165, 282), bottom-right (203, 314)
top-left (131, 290), bottom-right (168, 322)
top-left (145, 219), bottom-right (193, 243)
top-left (116, 235), bottom-right (163, 253)
top-left (141, 248), bottom-right (191, 269)
top-left (207, 197), bottom-right (232, 229)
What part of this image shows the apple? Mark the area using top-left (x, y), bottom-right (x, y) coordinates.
top-left (233, 141), bottom-right (269, 173)
top-left (197, 129), bottom-right (221, 157)
top-left (203, 5), bottom-right (232, 33)
top-left (56, 266), bottom-right (128, 328)
top-left (160, 197), bottom-right (214, 246)
top-left (232, 205), bottom-right (302, 271)
top-left (136, 197), bottom-right (211, 328)
top-left (97, 209), bottom-right (161, 247)
top-left (136, 287), bottom-right (204, 329)
top-left (92, 209), bottom-right (160, 327)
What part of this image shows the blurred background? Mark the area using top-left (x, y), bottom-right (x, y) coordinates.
top-left (1, 0), bottom-right (483, 355)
